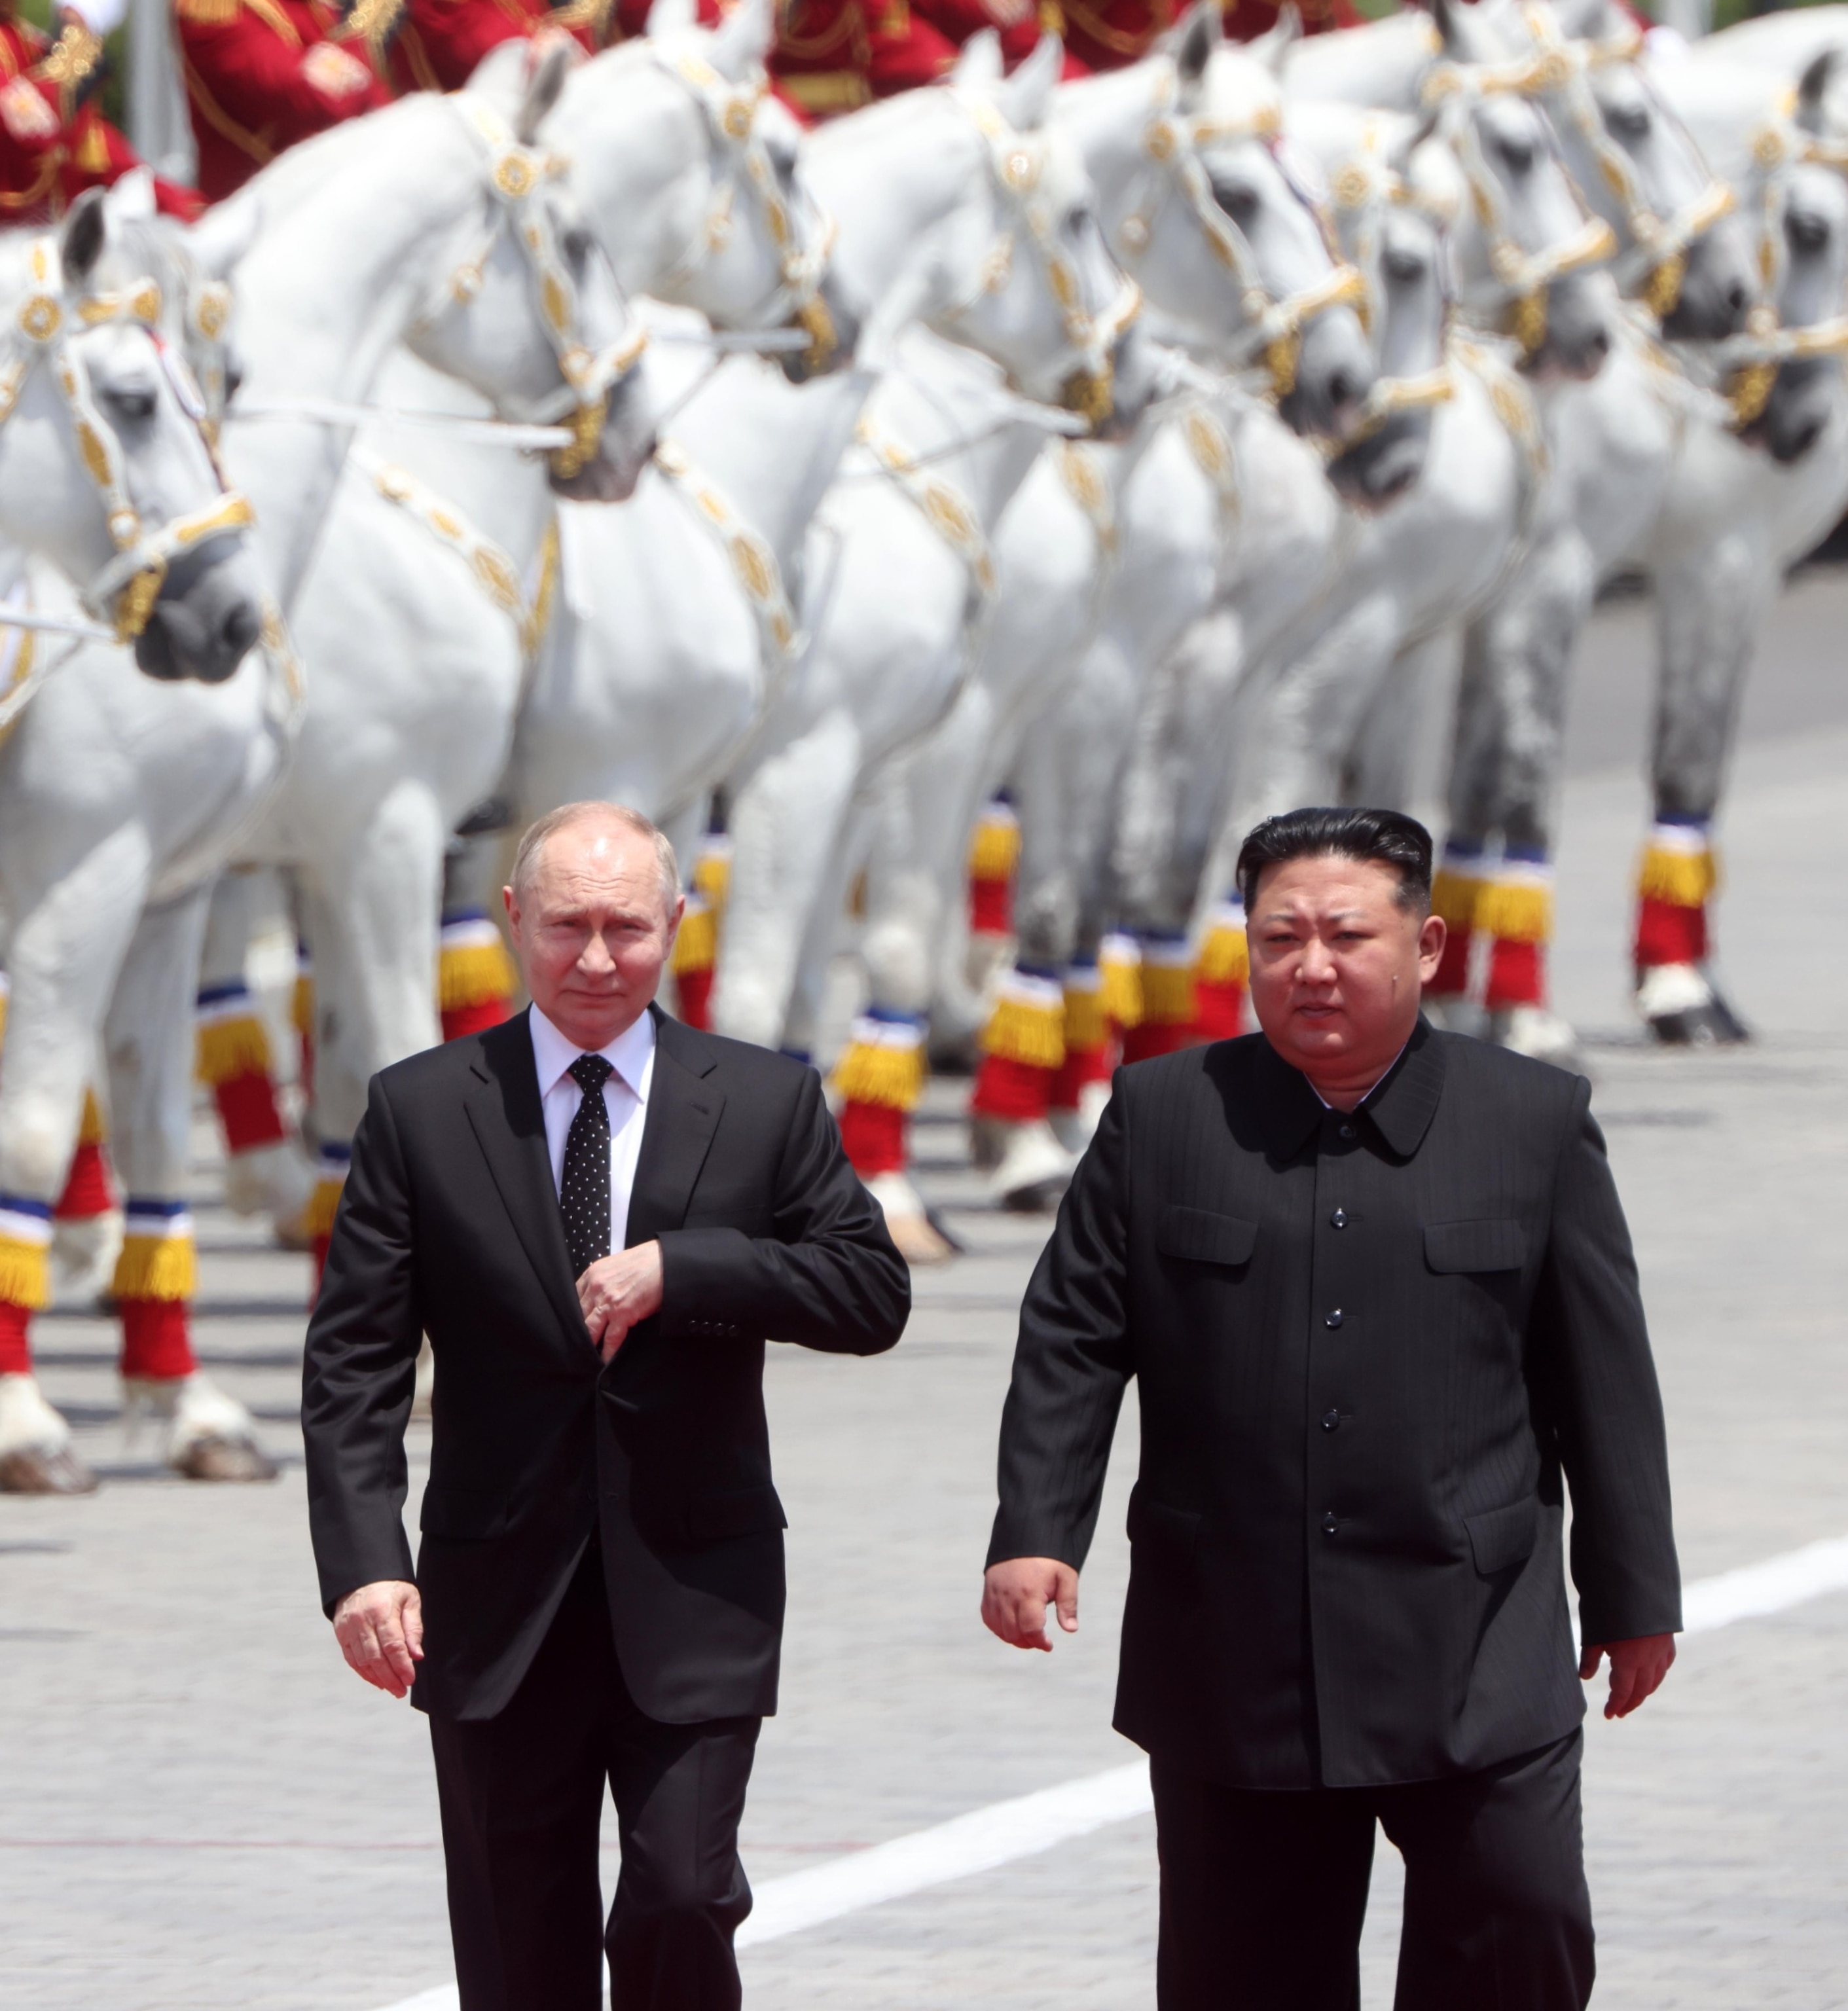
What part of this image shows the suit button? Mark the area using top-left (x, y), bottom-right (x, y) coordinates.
top-left (1325, 1308), bottom-right (1344, 1329)
top-left (1321, 1512), bottom-right (1339, 1536)
top-left (1330, 1208), bottom-right (1348, 1229)
top-left (1321, 1409), bottom-right (1341, 1432)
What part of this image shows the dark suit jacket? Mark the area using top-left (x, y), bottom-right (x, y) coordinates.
top-left (988, 1019), bottom-right (1679, 1790)
top-left (302, 1004), bottom-right (910, 1725)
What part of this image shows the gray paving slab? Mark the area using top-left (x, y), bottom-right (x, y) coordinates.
top-left (5, 583), bottom-right (1848, 2008)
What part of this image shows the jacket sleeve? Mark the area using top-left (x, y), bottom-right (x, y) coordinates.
top-left (1531, 1080), bottom-right (1682, 1643)
top-left (655, 1066), bottom-right (910, 1355)
top-left (986, 1070), bottom-right (1134, 1571)
top-left (301, 1074), bottom-right (422, 1616)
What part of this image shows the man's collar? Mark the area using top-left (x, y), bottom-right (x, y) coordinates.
top-left (1252, 1015), bottom-right (1444, 1159)
top-left (528, 1000), bottom-right (658, 1098)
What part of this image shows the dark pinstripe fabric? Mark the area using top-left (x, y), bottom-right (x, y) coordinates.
top-left (988, 1017), bottom-right (1680, 1789)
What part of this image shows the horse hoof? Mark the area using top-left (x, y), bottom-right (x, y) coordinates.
top-left (1648, 999), bottom-right (1750, 1047)
top-left (172, 1434), bottom-right (279, 1483)
top-left (1489, 1006), bottom-right (1579, 1067)
top-left (988, 1120), bottom-right (1076, 1212)
top-left (967, 1114), bottom-right (1009, 1172)
top-left (0, 1445), bottom-right (99, 1495)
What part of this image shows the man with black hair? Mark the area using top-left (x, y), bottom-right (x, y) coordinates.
top-left (982, 806), bottom-right (1678, 2011)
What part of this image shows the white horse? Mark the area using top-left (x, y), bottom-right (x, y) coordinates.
top-left (0, 57), bottom-right (653, 1493)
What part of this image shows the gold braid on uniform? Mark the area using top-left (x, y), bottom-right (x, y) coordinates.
top-left (34, 18), bottom-right (102, 117)
top-left (333, 0), bottom-right (405, 63)
top-left (548, 0), bottom-right (616, 46)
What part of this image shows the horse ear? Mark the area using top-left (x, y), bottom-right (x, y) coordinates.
top-left (1247, 1), bottom-right (1299, 75)
top-left (1798, 46), bottom-right (1839, 132)
top-left (708, 0), bottom-right (774, 80)
top-left (996, 31), bottom-right (1063, 131)
top-left (60, 189), bottom-right (108, 289)
top-left (107, 166), bottom-right (156, 224)
top-left (646, 0), bottom-right (698, 35)
top-left (515, 36), bottom-right (573, 143)
top-left (950, 28), bottom-right (1005, 94)
top-left (1174, 0), bottom-right (1221, 102)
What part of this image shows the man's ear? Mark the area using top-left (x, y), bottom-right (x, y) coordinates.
top-left (1417, 911), bottom-right (1447, 977)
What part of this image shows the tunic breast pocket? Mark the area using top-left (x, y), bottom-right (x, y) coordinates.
top-left (1423, 1220), bottom-right (1526, 1275)
top-left (1155, 1204), bottom-right (1258, 1269)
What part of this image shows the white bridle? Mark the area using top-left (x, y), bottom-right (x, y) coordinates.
top-left (1111, 63), bottom-right (1367, 401)
top-left (0, 236), bottom-right (253, 642)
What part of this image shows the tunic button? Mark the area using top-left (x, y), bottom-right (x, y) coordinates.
top-left (1338, 1123), bottom-right (1355, 1140)
top-left (1321, 1409), bottom-right (1341, 1432)
top-left (1330, 1208), bottom-right (1347, 1229)
top-left (1321, 1512), bottom-right (1339, 1536)
top-left (1325, 1308), bottom-right (1345, 1329)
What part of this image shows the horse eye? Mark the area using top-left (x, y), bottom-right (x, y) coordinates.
top-left (103, 384), bottom-right (158, 422)
top-left (1788, 208), bottom-right (1830, 254)
top-left (1495, 132), bottom-right (1536, 175)
top-left (1608, 101), bottom-right (1650, 141)
top-left (563, 226), bottom-right (594, 268)
top-left (1210, 177), bottom-right (1259, 226)
top-left (1383, 245), bottom-right (1426, 285)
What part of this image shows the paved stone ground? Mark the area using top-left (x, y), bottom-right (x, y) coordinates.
top-left (5, 576), bottom-right (1848, 2008)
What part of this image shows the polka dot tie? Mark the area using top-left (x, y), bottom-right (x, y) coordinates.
top-left (561, 1053), bottom-right (614, 1282)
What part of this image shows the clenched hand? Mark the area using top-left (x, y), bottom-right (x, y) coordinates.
top-left (333, 1580), bottom-right (423, 1698)
top-left (577, 1240), bottom-right (664, 1362)
top-left (982, 1557), bottom-right (1080, 1652)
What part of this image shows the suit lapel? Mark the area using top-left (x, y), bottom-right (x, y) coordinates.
top-left (462, 1011), bottom-right (587, 1348)
top-left (625, 1006), bottom-right (724, 1248)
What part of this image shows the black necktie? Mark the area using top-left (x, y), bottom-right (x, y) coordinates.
top-left (560, 1053), bottom-right (614, 1280)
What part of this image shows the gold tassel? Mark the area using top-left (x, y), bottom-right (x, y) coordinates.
top-left (292, 972), bottom-right (314, 1038)
top-left (1195, 921), bottom-right (1248, 987)
top-left (306, 1174), bottom-right (345, 1242)
top-left (692, 845), bottom-right (732, 915)
top-left (1063, 981), bottom-right (1106, 1053)
top-left (967, 808), bottom-right (1021, 883)
top-left (175, 0), bottom-right (242, 23)
top-left (1430, 865), bottom-right (1484, 930)
top-left (1142, 960), bottom-right (1196, 1026)
top-left (831, 1035), bottom-right (926, 1112)
top-left (112, 1232), bottom-right (197, 1303)
top-left (0, 1233), bottom-right (50, 1311)
top-left (77, 1087), bottom-right (107, 1148)
top-left (1099, 941), bottom-right (1144, 1030)
top-left (196, 1011), bottom-right (274, 1088)
top-left (981, 993), bottom-right (1066, 1070)
top-left (1637, 842), bottom-right (1717, 909)
top-left (672, 897), bottom-right (718, 977)
top-left (438, 937), bottom-right (515, 1013)
top-left (1475, 877), bottom-right (1553, 945)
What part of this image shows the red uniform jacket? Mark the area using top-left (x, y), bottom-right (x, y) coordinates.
top-left (391, 0), bottom-right (606, 94)
top-left (176, 0), bottom-right (392, 202)
top-left (0, 12), bottom-right (200, 221)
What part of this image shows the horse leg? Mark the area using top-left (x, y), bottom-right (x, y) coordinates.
top-left (0, 824), bottom-right (152, 1493)
top-left (198, 868), bottom-right (314, 1230)
top-left (105, 888), bottom-right (277, 1483)
top-left (1633, 539), bottom-right (1766, 1043)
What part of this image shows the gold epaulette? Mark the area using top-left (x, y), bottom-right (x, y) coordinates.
top-left (333, 0), bottom-right (405, 56)
top-left (177, 0), bottom-right (244, 26)
top-left (33, 20), bottom-right (101, 92)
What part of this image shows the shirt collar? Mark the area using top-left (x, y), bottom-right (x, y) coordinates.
top-left (1251, 1014), bottom-right (1445, 1160)
top-left (528, 1001), bottom-right (657, 1100)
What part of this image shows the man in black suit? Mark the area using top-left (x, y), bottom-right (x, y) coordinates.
top-left (302, 801), bottom-right (909, 2011)
top-left (982, 806), bottom-right (1678, 2010)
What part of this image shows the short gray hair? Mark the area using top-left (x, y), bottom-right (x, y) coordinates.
top-left (510, 801), bottom-right (681, 912)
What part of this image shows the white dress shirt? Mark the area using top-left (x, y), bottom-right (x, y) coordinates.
top-left (529, 1004), bottom-right (657, 1253)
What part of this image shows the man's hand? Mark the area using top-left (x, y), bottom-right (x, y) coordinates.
top-left (1579, 1633), bottom-right (1675, 1719)
top-left (577, 1241), bottom-right (664, 1363)
top-left (333, 1580), bottom-right (423, 1698)
top-left (982, 1557), bottom-right (1079, 1652)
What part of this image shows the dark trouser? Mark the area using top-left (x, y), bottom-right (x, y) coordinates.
top-left (429, 1540), bottom-right (761, 2011)
top-left (1151, 1731), bottom-right (1593, 2011)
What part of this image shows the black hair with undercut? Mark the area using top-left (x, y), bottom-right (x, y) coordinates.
top-left (1235, 806), bottom-right (1435, 916)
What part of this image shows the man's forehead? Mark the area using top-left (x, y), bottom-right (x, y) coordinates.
top-left (1258, 856), bottom-right (1402, 909)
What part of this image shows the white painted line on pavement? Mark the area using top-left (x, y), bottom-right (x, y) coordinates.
top-left (367, 1529), bottom-right (1848, 2009)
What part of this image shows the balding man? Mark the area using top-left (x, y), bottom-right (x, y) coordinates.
top-left (302, 802), bottom-right (909, 2011)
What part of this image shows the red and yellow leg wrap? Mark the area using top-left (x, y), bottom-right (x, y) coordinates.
top-left (307, 1146), bottom-right (350, 1294)
top-left (1190, 901), bottom-right (1248, 1041)
top-left (1050, 962), bottom-right (1112, 1113)
top-left (671, 894), bottom-right (719, 1032)
top-left (1477, 856), bottom-right (1553, 1012)
top-left (114, 1203), bottom-right (198, 1381)
top-left (197, 983), bottom-right (288, 1154)
top-left (831, 1013), bottom-right (926, 1178)
top-left (967, 800), bottom-right (1021, 939)
top-left (292, 952), bottom-right (316, 1106)
top-left (0, 1197), bottom-right (52, 1375)
top-left (971, 968), bottom-right (1066, 1124)
top-left (1633, 821), bottom-right (1716, 971)
top-left (1097, 932), bottom-right (1143, 1043)
top-left (439, 912), bottom-right (516, 1043)
top-left (1121, 937), bottom-right (1197, 1065)
top-left (54, 1090), bottom-right (117, 1220)
top-left (1428, 850), bottom-right (1485, 1001)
